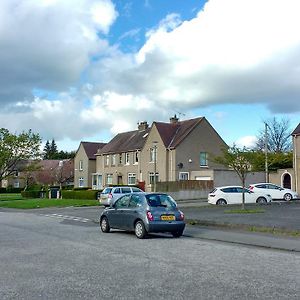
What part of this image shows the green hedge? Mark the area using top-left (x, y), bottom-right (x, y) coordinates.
top-left (0, 187), bottom-right (23, 193)
top-left (62, 190), bottom-right (98, 200)
top-left (21, 191), bottom-right (41, 198)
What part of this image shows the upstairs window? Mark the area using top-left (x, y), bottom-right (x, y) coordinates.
top-left (111, 154), bottom-right (116, 166)
top-left (200, 152), bottom-right (208, 167)
top-left (105, 155), bottom-right (109, 166)
top-left (125, 152), bottom-right (130, 165)
top-left (79, 160), bottom-right (83, 171)
top-left (150, 147), bottom-right (157, 162)
top-left (119, 153), bottom-right (122, 165)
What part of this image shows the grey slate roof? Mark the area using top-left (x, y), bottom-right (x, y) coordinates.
top-left (99, 128), bottom-right (151, 154)
top-left (81, 142), bottom-right (106, 160)
top-left (291, 123), bottom-right (300, 135)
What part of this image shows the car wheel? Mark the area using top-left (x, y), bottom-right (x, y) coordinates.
top-left (135, 220), bottom-right (147, 239)
top-left (284, 193), bottom-right (292, 201)
top-left (172, 230), bottom-right (183, 238)
top-left (256, 197), bottom-right (267, 204)
top-left (100, 216), bottom-right (110, 233)
top-left (216, 199), bottom-right (227, 205)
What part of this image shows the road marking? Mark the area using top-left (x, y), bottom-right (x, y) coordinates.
top-left (41, 214), bottom-right (91, 223)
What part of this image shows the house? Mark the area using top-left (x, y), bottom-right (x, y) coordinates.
top-left (269, 123), bottom-right (300, 194)
top-left (1, 159), bottom-right (74, 189)
top-left (74, 142), bottom-right (106, 189)
top-left (95, 116), bottom-right (228, 191)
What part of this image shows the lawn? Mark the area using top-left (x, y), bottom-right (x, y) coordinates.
top-left (0, 194), bottom-right (99, 209)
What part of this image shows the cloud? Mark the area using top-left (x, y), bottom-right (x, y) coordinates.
top-left (0, 0), bottom-right (117, 105)
top-left (235, 136), bottom-right (258, 149)
top-left (1, 0), bottom-right (300, 146)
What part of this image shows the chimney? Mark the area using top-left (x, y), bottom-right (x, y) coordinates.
top-left (138, 121), bottom-right (149, 130)
top-left (170, 114), bottom-right (179, 124)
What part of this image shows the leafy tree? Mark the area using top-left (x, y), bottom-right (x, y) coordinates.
top-left (214, 146), bottom-right (255, 209)
top-left (256, 117), bottom-right (292, 153)
top-left (0, 128), bottom-right (41, 182)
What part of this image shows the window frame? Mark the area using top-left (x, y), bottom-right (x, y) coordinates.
top-left (200, 152), bottom-right (208, 167)
top-left (128, 173), bottom-right (136, 185)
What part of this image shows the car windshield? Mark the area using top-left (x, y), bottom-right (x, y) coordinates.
top-left (102, 187), bottom-right (112, 194)
top-left (146, 194), bottom-right (177, 208)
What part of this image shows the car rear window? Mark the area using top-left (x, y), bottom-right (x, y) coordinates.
top-left (146, 194), bottom-right (177, 208)
top-left (102, 187), bottom-right (112, 194)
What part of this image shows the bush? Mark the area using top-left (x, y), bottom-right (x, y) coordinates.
top-left (0, 187), bottom-right (23, 193)
top-left (73, 187), bottom-right (91, 191)
top-left (21, 190), bottom-right (41, 198)
top-left (62, 190), bottom-right (98, 200)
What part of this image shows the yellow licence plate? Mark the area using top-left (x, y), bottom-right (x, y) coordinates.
top-left (161, 215), bottom-right (175, 221)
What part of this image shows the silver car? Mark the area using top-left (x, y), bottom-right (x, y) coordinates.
top-left (99, 186), bottom-right (144, 207)
top-left (100, 193), bottom-right (185, 239)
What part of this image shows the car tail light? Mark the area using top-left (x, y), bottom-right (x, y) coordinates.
top-left (146, 211), bottom-right (154, 221)
top-left (108, 193), bottom-right (113, 199)
top-left (179, 210), bottom-right (184, 221)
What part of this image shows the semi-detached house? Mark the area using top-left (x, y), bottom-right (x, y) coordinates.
top-left (93, 115), bottom-right (227, 191)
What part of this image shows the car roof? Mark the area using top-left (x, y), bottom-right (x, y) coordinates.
top-left (215, 186), bottom-right (245, 189)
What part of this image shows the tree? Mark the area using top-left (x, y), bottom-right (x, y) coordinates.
top-left (43, 140), bottom-right (75, 159)
top-left (214, 146), bottom-right (254, 209)
top-left (49, 139), bottom-right (58, 158)
top-left (256, 117), bottom-right (292, 153)
top-left (0, 128), bottom-right (41, 182)
top-left (43, 140), bottom-right (51, 159)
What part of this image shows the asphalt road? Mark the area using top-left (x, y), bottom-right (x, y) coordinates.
top-left (1, 210), bottom-right (300, 299)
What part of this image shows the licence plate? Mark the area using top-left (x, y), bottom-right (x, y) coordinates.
top-left (161, 215), bottom-right (175, 221)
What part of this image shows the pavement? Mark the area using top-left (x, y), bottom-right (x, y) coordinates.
top-left (177, 199), bottom-right (300, 252)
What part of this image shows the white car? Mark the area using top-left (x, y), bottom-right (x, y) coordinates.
top-left (249, 183), bottom-right (299, 201)
top-left (208, 186), bottom-right (272, 205)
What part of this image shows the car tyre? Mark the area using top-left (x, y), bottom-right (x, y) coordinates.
top-left (256, 197), bottom-right (267, 204)
top-left (216, 199), bottom-right (227, 205)
top-left (135, 220), bottom-right (147, 239)
top-left (100, 216), bottom-right (110, 233)
top-left (172, 230), bottom-right (183, 238)
top-left (284, 193), bottom-right (292, 201)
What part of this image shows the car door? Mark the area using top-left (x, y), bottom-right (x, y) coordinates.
top-left (241, 188), bottom-right (255, 203)
top-left (267, 184), bottom-right (282, 199)
top-left (124, 194), bottom-right (143, 230)
top-left (108, 195), bottom-right (130, 229)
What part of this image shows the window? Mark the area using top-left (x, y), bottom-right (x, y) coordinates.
top-left (115, 195), bottom-right (130, 208)
top-left (179, 172), bottom-right (189, 180)
top-left (105, 155), bottom-right (109, 166)
top-left (128, 173), bottom-right (136, 185)
top-left (106, 174), bottom-right (113, 185)
top-left (79, 160), bottom-right (83, 171)
top-left (129, 195), bottom-right (142, 208)
top-left (150, 147), bottom-right (157, 162)
top-left (114, 188), bottom-right (121, 194)
top-left (14, 181), bottom-right (20, 188)
top-left (111, 154), bottom-right (116, 166)
top-left (121, 187), bottom-right (131, 193)
top-left (135, 151), bottom-right (139, 164)
top-left (125, 152), bottom-right (130, 165)
top-left (149, 172), bottom-right (159, 185)
top-left (200, 152), bottom-right (208, 167)
top-left (92, 175), bottom-right (97, 186)
top-left (79, 177), bottom-right (84, 187)
top-left (119, 153), bottom-right (123, 165)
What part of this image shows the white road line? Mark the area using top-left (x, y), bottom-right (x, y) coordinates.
top-left (40, 214), bottom-right (91, 223)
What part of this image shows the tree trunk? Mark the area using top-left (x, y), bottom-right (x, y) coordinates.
top-left (242, 177), bottom-right (245, 210)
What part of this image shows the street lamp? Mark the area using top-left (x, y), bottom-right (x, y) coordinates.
top-left (153, 141), bottom-right (158, 192)
top-left (264, 122), bottom-right (269, 183)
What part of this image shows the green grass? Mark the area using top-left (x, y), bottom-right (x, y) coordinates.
top-left (0, 197), bottom-right (99, 209)
top-left (224, 208), bottom-right (265, 214)
top-left (0, 193), bottom-right (23, 201)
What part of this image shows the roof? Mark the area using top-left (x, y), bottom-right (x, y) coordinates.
top-left (154, 117), bottom-right (203, 149)
top-left (99, 128), bottom-right (151, 154)
top-left (81, 142), bottom-right (106, 159)
top-left (291, 123), bottom-right (300, 136)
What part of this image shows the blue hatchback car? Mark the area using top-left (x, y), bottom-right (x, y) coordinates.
top-left (100, 192), bottom-right (185, 239)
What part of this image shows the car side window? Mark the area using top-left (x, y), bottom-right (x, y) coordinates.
top-left (235, 188), bottom-right (243, 193)
top-left (221, 188), bottom-right (233, 193)
top-left (115, 195), bottom-right (130, 208)
top-left (121, 187), bottom-right (131, 193)
top-left (129, 195), bottom-right (142, 208)
top-left (114, 188), bottom-right (121, 194)
top-left (257, 184), bottom-right (266, 189)
top-left (132, 187), bottom-right (142, 192)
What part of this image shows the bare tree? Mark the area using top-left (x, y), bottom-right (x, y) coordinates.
top-left (256, 117), bottom-right (292, 153)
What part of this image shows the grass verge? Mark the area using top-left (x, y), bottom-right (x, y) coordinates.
top-left (224, 208), bottom-right (265, 214)
top-left (0, 198), bottom-right (99, 209)
top-left (187, 219), bottom-right (300, 238)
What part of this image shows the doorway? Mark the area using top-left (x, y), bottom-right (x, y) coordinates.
top-left (282, 173), bottom-right (291, 189)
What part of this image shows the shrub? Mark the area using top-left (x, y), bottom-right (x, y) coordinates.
top-left (21, 190), bottom-right (41, 198)
top-left (62, 190), bottom-right (98, 200)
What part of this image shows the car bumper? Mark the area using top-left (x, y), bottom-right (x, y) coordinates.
top-left (146, 221), bottom-right (185, 233)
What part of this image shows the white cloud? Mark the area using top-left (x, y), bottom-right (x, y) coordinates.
top-left (235, 136), bottom-right (258, 149)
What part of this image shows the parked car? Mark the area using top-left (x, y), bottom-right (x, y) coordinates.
top-left (208, 186), bottom-right (272, 205)
top-left (100, 192), bottom-right (185, 239)
top-left (249, 183), bottom-right (299, 201)
top-left (99, 186), bottom-right (144, 207)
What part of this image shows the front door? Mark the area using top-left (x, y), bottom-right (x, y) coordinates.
top-left (283, 174), bottom-right (291, 189)
top-left (117, 175), bottom-right (123, 185)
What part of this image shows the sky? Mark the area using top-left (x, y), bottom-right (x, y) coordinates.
top-left (1, 0), bottom-right (300, 151)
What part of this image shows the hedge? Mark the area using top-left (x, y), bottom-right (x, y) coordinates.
top-left (62, 190), bottom-right (98, 200)
top-left (21, 191), bottom-right (41, 198)
top-left (0, 187), bottom-right (23, 193)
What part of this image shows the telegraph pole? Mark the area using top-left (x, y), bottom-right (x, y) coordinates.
top-left (264, 122), bottom-right (269, 183)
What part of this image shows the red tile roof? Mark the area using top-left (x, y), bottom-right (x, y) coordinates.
top-left (291, 123), bottom-right (300, 135)
top-left (81, 142), bottom-right (106, 159)
top-left (155, 117), bottom-right (203, 149)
